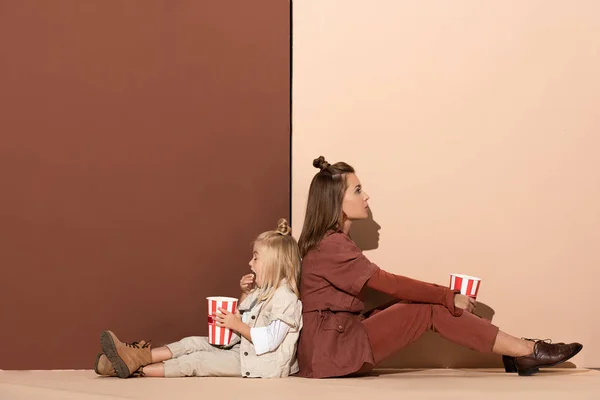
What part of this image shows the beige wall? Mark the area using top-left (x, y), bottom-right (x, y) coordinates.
top-left (292, 1), bottom-right (600, 368)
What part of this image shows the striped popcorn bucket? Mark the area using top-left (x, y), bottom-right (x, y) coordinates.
top-left (207, 296), bottom-right (238, 346)
top-left (449, 274), bottom-right (481, 299)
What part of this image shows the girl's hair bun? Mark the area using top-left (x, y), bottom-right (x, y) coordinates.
top-left (276, 218), bottom-right (291, 236)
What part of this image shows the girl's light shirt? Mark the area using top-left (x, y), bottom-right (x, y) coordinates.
top-left (247, 317), bottom-right (290, 355)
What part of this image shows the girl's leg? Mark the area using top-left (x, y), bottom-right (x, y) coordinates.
top-left (164, 336), bottom-right (215, 359)
top-left (97, 342), bottom-right (176, 377)
top-left (139, 346), bottom-right (173, 378)
top-left (151, 347), bottom-right (173, 363)
top-left (141, 337), bottom-right (239, 378)
top-left (161, 345), bottom-right (241, 378)
top-left (142, 362), bottom-right (166, 377)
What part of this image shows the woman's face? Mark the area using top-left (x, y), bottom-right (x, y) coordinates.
top-left (342, 173), bottom-right (370, 221)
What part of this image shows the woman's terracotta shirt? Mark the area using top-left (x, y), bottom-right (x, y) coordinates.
top-left (297, 231), bottom-right (460, 378)
top-left (297, 232), bottom-right (379, 378)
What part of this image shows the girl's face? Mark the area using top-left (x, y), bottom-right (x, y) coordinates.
top-left (342, 173), bottom-right (370, 221)
top-left (249, 244), bottom-right (265, 288)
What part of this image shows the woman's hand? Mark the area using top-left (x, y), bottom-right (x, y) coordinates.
top-left (216, 308), bottom-right (243, 331)
top-left (240, 273), bottom-right (256, 294)
top-left (454, 294), bottom-right (476, 313)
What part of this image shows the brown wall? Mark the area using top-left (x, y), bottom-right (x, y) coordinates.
top-left (293, 1), bottom-right (600, 367)
top-left (0, 1), bottom-right (290, 369)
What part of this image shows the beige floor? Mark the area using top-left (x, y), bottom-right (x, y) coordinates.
top-left (1, 369), bottom-right (599, 400)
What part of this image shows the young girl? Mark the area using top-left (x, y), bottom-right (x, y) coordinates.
top-left (94, 218), bottom-right (303, 378)
top-left (297, 156), bottom-right (582, 378)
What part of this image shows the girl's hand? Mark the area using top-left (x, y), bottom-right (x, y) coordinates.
top-left (240, 273), bottom-right (256, 294)
top-left (216, 308), bottom-right (242, 331)
top-left (454, 294), bottom-right (476, 313)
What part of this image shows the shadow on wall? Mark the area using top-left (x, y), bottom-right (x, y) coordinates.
top-left (350, 208), bottom-right (381, 251)
top-left (349, 208), bottom-right (577, 369)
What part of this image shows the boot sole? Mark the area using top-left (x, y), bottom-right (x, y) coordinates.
top-left (517, 344), bottom-right (583, 376)
top-left (100, 331), bottom-right (131, 379)
top-left (93, 353), bottom-right (102, 375)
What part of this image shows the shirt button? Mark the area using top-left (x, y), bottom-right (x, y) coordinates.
top-left (244, 352), bottom-right (248, 356)
top-left (245, 372), bottom-right (250, 376)
top-left (338, 325), bottom-right (343, 330)
top-left (251, 316), bottom-right (256, 320)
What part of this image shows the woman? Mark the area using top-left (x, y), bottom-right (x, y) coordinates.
top-left (296, 156), bottom-right (582, 378)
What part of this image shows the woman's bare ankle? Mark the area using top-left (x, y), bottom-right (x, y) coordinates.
top-left (492, 331), bottom-right (535, 357)
top-left (511, 339), bottom-right (535, 357)
top-left (522, 340), bottom-right (535, 356)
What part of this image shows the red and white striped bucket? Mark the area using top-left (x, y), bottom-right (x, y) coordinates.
top-left (449, 274), bottom-right (481, 299)
top-left (207, 296), bottom-right (238, 346)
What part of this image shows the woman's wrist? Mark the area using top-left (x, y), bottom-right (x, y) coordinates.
top-left (445, 289), bottom-right (462, 316)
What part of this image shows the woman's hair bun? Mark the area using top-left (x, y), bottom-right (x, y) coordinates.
top-left (276, 218), bottom-right (291, 236)
top-left (313, 156), bottom-right (330, 171)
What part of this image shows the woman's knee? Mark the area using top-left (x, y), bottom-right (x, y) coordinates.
top-left (431, 304), bottom-right (451, 315)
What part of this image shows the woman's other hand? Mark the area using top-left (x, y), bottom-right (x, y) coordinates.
top-left (454, 294), bottom-right (476, 313)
